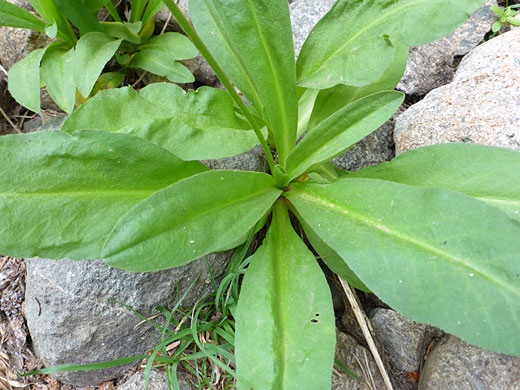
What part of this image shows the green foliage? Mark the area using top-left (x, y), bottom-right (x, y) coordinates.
top-left (1, 0), bottom-right (198, 113)
top-left (3, 0), bottom-right (520, 389)
top-left (490, 2), bottom-right (520, 37)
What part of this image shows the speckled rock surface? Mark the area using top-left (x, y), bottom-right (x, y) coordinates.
top-left (419, 335), bottom-right (520, 390)
top-left (202, 145), bottom-right (269, 173)
top-left (182, 54), bottom-right (219, 87)
top-left (118, 370), bottom-right (194, 390)
top-left (397, 0), bottom-right (498, 95)
top-left (156, 0), bottom-right (190, 26)
top-left (332, 332), bottom-right (386, 390)
top-left (0, 0), bottom-right (51, 71)
top-left (25, 254), bottom-right (230, 386)
top-left (290, 0), bottom-right (335, 57)
top-left (395, 29), bottom-right (520, 155)
top-left (370, 309), bottom-right (439, 374)
top-left (333, 116), bottom-right (397, 172)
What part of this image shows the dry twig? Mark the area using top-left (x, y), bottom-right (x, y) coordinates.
top-left (338, 277), bottom-right (394, 390)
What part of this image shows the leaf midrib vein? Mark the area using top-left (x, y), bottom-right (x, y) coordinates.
top-left (106, 187), bottom-right (281, 257)
top-left (297, 191), bottom-right (520, 299)
top-left (303, 0), bottom-right (426, 79)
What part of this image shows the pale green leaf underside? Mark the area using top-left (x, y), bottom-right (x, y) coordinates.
top-left (72, 32), bottom-right (122, 97)
top-left (62, 84), bottom-right (263, 160)
top-left (350, 143), bottom-right (520, 222)
top-left (137, 32), bottom-right (199, 60)
top-left (296, 0), bottom-right (484, 89)
top-left (286, 178), bottom-right (520, 356)
top-left (8, 48), bottom-right (46, 113)
top-left (102, 171), bottom-right (282, 272)
top-left (0, 130), bottom-right (207, 261)
top-left (235, 200), bottom-right (336, 390)
top-left (129, 50), bottom-right (195, 83)
top-left (41, 45), bottom-right (76, 113)
top-left (190, 0), bottom-right (298, 165)
top-left (286, 91), bottom-right (404, 180)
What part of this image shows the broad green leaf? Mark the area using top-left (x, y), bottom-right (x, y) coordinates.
top-left (72, 32), bottom-right (122, 97)
top-left (286, 91), bottom-right (404, 181)
top-left (349, 143), bottom-right (520, 222)
top-left (8, 48), bottom-right (46, 113)
top-left (0, 130), bottom-right (208, 261)
top-left (286, 178), bottom-right (520, 356)
top-left (129, 50), bottom-right (194, 83)
top-left (190, 0), bottom-right (298, 166)
top-left (235, 200), bottom-right (336, 390)
top-left (0, 0), bottom-right (46, 31)
top-left (137, 32), bottom-right (198, 60)
top-left (55, 0), bottom-right (103, 34)
top-left (296, 215), bottom-right (369, 292)
top-left (100, 21), bottom-right (142, 44)
top-left (296, 0), bottom-right (484, 89)
top-left (85, 0), bottom-right (111, 12)
top-left (102, 170), bottom-right (282, 271)
top-left (40, 44), bottom-right (75, 113)
top-left (308, 40), bottom-right (409, 129)
top-left (30, 0), bottom-right (77, 43)
top-left (62, 84), bottom-right (263, 160)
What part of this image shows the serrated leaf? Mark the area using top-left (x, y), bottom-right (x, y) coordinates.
top-left (286, 91), bottom-right (404, 181)
top-left (62, 84), bottom-right (263, 160)
top-left (72, 32), bottom-right (122, 97)
top-left (129, 49), bottom-right (194, 83)
top-left (308, 40), bottom-right (409, 130)
top-left (296, 0), bottom-right (484, 89)
top-left (286, 178), bottom-right (520, 356)
top-left (40, 44), bottom-right (75, 113)
top-left (137, 32), bottom-right (198, 60)
top-left (0, 130), bottom-right (208, 261)
top-left (190, 0), bottom-right (298, 165)
top-left (0, 0), bottom-right (45, 31)
top-left (349, 143), bottom-right (520, 222)
top-left (235, 200), bottom-right (336, 390)
top-left (8, 48), bottom-right (46, 113)
top-left (102, 171), bottom-right (281, 271)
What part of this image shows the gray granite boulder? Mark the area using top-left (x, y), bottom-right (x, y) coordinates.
top-left (25, 254), bottom-right (230, 386)
top-left (333, 116), bottom-right (398, 172)
top-left (332, 332), bottom-right (386, 390)
top-left (395, 29), bottom-right (520, 155)
top-left (398, 0), bottom-right (498, 95)
top-left (419, 335), bottom-right (520, 390)
top-left (202, 145), bottom-right (269, 173)
top-left (370, 309), bottom-right (441, 377)
top-left (290, 0), bottom-right (335, 56)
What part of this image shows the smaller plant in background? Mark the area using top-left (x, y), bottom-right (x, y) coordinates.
top-left (0, 0), bottom-right (197, 114)
top-left (490, 1), bottom-right (520, 37)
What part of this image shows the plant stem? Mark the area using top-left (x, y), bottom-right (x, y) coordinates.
top-left (162, 0), bottom-right (276, 172)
